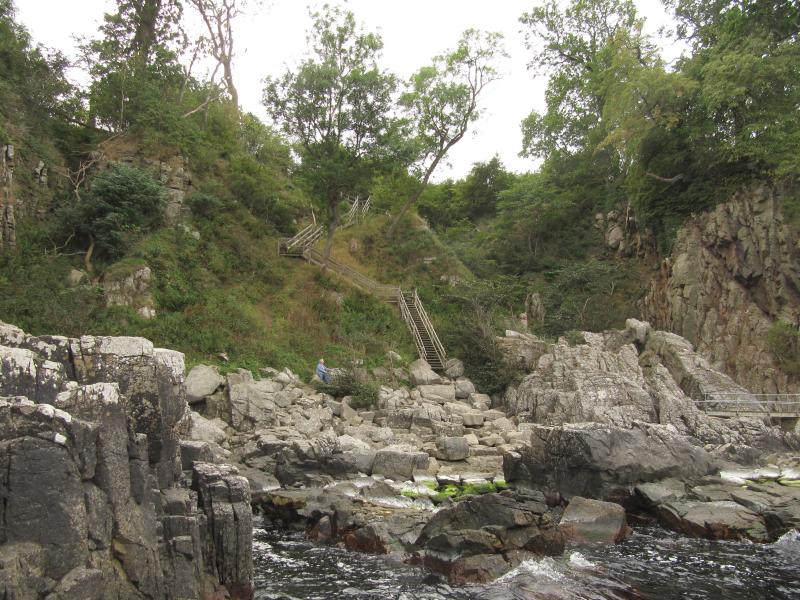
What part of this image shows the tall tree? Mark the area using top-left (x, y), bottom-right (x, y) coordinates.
top-left (83, 0), bottom-right (185, 130)
top-left (186, 0), bottom-right (254, 112)
top-left (263, 5), bottom-right (397, 261)
top-left (387, 29), bottom-right (504, 237)
top-left (519, 0), bottom-right (649, 159)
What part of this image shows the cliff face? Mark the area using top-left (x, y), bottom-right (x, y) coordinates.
top-left (0, 322), bottom-right (253, 600)
top-left (644, 184), bottom-right (800, 394)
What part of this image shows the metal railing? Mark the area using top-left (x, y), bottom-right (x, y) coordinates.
top-left (279, 223), bottom-right (324, 256)
top-left (304, 248), bottom-right (399, 300)
top-left (398, 290), bottom-right (428, 363)
top-left (411, 289), bottom-right (446, 365)
top-left (341, 195), bottom-right (371, 228)
top-left (697, 392), bottom-right (800, 417)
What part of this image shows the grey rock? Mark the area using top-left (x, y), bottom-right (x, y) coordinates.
top-left (409, 359), bottom-right (443, 386)
top-left (505, 422), bottom-right (715, 500)
top-left (372, 445), bottom-right (430, 481)
top-left (185, 364), bottom-right (224, 404)
top-left (436, 437), bottom-right (470, 461)
top-left (454, 378), bottom-right (476, 399)
top-left (444, 358), bottom-right (465, 379)
top-left (559, 496), bottom-right (628, 544)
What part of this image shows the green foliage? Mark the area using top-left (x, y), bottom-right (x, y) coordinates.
top-left (313, 369), bottom-right (379, 409)
top-left (441, 278), bottom-right (525, 395)
top-left (57, 164), bottom-right (164, 261)
top-left (531, 259), bottom-right (644, 337)
top-left (388, 29), bottom-right (506, 234)
top-left (263, 5), bottom-right (398, 234)
top-left (0, 224), bottom-right (104, 337)
top-left (767, 320), bottom-right (800, 377)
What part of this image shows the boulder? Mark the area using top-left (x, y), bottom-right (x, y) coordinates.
top-left (180, 410), bottom-right (227, 444)
top-left (444, 358), bottom-right (465, 379)
top-left (415, 491), bottom-right (564, 583)
top-left (454, 378), bottom-right (476, 399)
top-left (418, 384), bottom-right (456, 404)
top-left (227, 370), bottom-right (279, 431)
top-left (372, 445), bottom-right (430, 481)
top-left (436, 437), bottom-right (470, 461)
top-left (559, 497), bottom-right (628, 543)
top-left (655, 500), bottom-right (769, 542)
top-left (409, 359), bottom-right (442, 386)
top-left (462, 412), bottom-right (484, 427)
top-left (505, 422), bottom-right (715, 500)
top-left (185, 364), bottom-right (224, 404)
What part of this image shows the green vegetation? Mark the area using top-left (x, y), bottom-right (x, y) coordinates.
top-left (767, 321), bottom-right (800, 377)
top-left (0, 0), bottom-right (797, 389)
top-left (314, 369), bottom-right (381, 409)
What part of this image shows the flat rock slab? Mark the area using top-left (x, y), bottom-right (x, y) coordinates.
top-left (656, 500), bottom-right (769, 542)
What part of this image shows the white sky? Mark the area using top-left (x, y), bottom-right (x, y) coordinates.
top-left (16, 0), bottom-right (680, 180)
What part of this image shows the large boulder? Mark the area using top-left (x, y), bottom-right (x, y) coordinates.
top-left (415, 491), bottom-right (564, 583)
top-left (226, 369), bottom-right (280, 431)
top-left (435, 436), bottom-right (470, 461)
top-left (655, 500), bottom-right (768, 542)
top-left (503, 332), bottom-right (656, 428)
top-left (504, 422), bottom-right (715, 500)
top-left (180, 410), bottom-right (227, 444)
top-left (185, 364), bottom-right (225, 404)
top-left (408, 359), bottom-right (442, 386)
top-left (372, 445), bottom-right (429, 481)
top-left (559, 496), bottom-right (628, 544)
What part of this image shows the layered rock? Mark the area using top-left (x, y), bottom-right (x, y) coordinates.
top-left (504, 421), bottom-right (716, 500)
top-left (645, 183), bottom-right (800, 393)
top-left (0, 322), bottom-right (253, 600)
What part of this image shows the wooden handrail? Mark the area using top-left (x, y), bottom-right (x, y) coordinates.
top-left (398, 290), bottom-right (428, 361)
top-left (412, 289), bottom-right (446, 364)
top-left (279, 208), bottom-right (446, 369)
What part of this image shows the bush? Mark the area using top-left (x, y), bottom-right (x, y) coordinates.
top-left (767, 320), bottom-right (800, 377)
top-left (57, 164), bottom-right (164, 263)
top-left (313, 369), bottom-right (379, 409)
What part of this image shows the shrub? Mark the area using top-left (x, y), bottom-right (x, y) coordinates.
top-left (313, 369), bottom-right (379, 409)
top-left (767, 320), bottom-right (800, 377)
top-left (57, 164), bottom-right (164, 263)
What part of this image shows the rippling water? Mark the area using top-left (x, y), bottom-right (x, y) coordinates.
top-left (253, 523), bottom-right (800, 600)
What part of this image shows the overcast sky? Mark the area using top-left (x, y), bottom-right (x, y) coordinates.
top-left (16, 0), bottom-right (680, 180)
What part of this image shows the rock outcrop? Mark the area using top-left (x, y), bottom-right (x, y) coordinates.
top-left (645, 183), bottom-right (800, 393)
top-left (0, 321), bottom-right (253, 600)
top-left (501, 321), bottom-right (796, 450)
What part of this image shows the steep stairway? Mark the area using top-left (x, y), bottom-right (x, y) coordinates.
top-left (279, 219), bottom-right (446, 370)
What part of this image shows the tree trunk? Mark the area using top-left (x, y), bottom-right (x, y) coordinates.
top-left (386, 152), bottom-right (445, 238)
top-left (322, 198), bottom-right (340, 266)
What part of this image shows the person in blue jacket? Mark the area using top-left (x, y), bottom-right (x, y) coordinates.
top-left (316, 358), bottom-right (330, 383)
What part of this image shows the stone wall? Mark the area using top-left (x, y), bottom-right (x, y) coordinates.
top-left (0, 321), bottom-right (253, 600)
top-left (644, 184), bottom-right (800, 393)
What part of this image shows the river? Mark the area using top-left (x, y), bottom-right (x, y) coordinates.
top-left (253, 522), bottom-right (800, 600)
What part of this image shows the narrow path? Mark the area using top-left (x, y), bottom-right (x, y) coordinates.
top-left (279, 215), bottom-right (446, 370)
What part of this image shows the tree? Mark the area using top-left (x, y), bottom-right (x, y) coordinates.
top-left (387, 29), bottom-right (504, 237)
top-left (83, 0), bottom-right (186, 130)
top-left (263, 5), bottom-right (397, 261)
top-left (57, 164), bottom-right (164, 272)
top-left (458, 156), bottom-right (515, 220)
top-left (519, 0), bottom-right (650, 159)
top-left (186, 0), bottom-right (256, 112)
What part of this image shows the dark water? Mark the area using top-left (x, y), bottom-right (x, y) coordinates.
top-left (253, 523), bottom-right (800, 600)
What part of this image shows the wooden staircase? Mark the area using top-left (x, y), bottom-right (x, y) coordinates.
top-left (279, 219), bottom-right (446, 370)
top-left (398, 290), bottom-right (446, 370)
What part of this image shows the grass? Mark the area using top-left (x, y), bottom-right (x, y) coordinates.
top-left (0, 200), bottom-right (417, 378)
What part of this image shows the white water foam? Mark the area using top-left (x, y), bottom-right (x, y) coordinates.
top-left (494, 557), bottom-right (566, 583)
top-left (568, 551), bottom-right (596, 569)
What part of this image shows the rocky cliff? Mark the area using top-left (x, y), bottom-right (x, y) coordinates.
top-left (0, 322), bottom-right (253, 600)
top-left (644, 183), bottom-right (800, 393)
